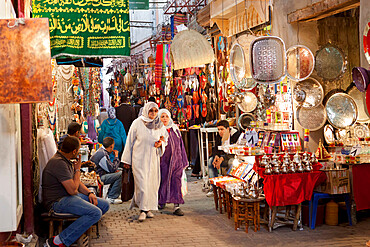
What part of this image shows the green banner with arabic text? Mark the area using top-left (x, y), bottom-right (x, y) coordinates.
top-left (32, 0), bottom-right (130, 58)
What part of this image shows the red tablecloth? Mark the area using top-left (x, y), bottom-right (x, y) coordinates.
top-left (352, 163), bottom-right (370, 211)
top-left (254, 157), bottom-right (326, 206)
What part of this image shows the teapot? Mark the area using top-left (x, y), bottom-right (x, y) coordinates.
top-left (281, 160), bottom-right (289, 173)
top-left (264, 163), bottom-right (272, 175)
top-left (296, 161), bottom-right (304, 172)
top-left (288, 162), bottom-right (296, 173)
top-left (248, 183), bottom-right (259, 199)
top-left (272, 160), bottom-right (281, 174)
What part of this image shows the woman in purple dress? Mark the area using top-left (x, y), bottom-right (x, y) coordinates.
top-left (158, 109), bottom-right (188, 216)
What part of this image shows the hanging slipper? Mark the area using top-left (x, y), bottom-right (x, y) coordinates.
top-left (201, 103), bottom-right (207, 117)
top-left (193, 90), bottom-right (199, 104)
top-left (186, 105), bottom-right (192, 120)
top-left (201, 90), bottom-right (208, 104)
top-left (177, 94), bottom-right (184, 108)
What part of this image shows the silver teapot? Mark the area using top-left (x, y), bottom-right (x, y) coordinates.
top-left (296, 161), bottom-right (304, 172)
top-left (293, 151), bottom-right (301, 164)
top-left (304, 160), bottom-right (312, 172)
top-left (272, 160), bottom-right (281, 174)
top-left (311, 153), bottom-right (318, 164)
top-left (248, 183), bottom-right (259, 199)
top-left (288, 162), bottom-right (296, 173)
top-left (281, 160), bottom-right (289, 173)
top-left (265, 163), bottom-right (273, 175)
top-left (302, 151), bottom-right (310, 163)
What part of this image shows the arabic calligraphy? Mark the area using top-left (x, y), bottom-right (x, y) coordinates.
top-left (41, 0), bottom-right (127, 7)
top-left (35, 13), bottom-right (130, 34)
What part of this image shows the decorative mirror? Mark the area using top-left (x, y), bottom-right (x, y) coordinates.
top-left (348, 87), bottom-right (370, 122)
top-left (325, 93), bottom-right (358, 129)
top-left (315, 44), bottom-right (347, 81)
top-left (238, 113), bottom-right (256, 130)
top-left (296, 104), bottom-right (326, 131)
top-left (286, 45), bottom-right (315, 81)
top-left (293, 77), bottom-right (324, 108)
top-left (250, 36), bottom-right (286, 84)
top-left (230, 42), bottom-right (246, 89)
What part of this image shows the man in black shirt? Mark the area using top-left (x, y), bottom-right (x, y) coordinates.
top-left (115, 94), bottom-right (136, 134)
top-left (42, 136), bottom-right (109, 247)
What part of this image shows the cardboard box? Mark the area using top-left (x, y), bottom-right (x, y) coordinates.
top-left (315, 169), bottom-right (350, 194)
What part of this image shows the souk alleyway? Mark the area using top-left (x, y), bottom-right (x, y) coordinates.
top-left (90, 172), bottom-right (370, 247)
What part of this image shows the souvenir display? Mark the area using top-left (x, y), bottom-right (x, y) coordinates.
top-left (286, 45), bottom-right (315, 81)
top-left (325, 93), bottom-right (358, 129)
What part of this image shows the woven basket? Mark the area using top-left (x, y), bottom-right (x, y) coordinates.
top-left (170, 29), bottom-right (214, 70)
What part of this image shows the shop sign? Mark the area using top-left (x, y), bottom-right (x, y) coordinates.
top-left (32, 0), bottom-right (131, 58)
top-left (129, 0), bottom-right (149, 10)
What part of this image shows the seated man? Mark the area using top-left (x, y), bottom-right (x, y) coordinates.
top-left (207, 120), bottom-right (241, 197)
top-left (90, 137), bottom-right (122, 204)
top-left (57, 122), bottom-right (82, 150)
top-left (42, 136), bottom-right (109, 247)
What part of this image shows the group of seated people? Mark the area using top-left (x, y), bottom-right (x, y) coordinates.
top-left (42, 123), bottom-right (124, 247)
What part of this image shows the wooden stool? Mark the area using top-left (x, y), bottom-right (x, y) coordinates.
top-left (233, 196), bottom-right (264, 233)
top-left (268, 204), bottom-right (302, 232)
top-left (41, 211), bottom-right (97, 247)
top-left (218, 188), bottom-right (228, 214)
top-left (212, 185), bottom-right (219, 211)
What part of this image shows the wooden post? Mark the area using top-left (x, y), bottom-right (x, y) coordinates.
top-left (21, 103), bottom-right (34, 234)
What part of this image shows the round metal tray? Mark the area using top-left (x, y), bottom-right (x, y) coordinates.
top-left (296, 104), bottom-right (327, 131)
top-left (325, 93), bottom-right (358, 129)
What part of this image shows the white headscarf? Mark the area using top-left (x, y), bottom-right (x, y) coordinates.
top-left (140, 102), bottom-right (162, 129)
top-left (158, 108), bottom-right (180, 137)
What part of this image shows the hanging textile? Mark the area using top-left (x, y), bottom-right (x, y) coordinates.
top-left (155, 44), bottom-right (164, 94)
top-left (32, 0), bottom-right (130, 58)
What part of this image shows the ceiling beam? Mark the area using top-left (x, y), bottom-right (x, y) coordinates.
top-left (287, 0), bottom-right (360, 23)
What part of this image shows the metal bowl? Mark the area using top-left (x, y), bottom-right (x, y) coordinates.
top-left (235, 92), bottom-right (258, 113)
top-left (315, 44), bottom-right (347, 81)
top-left (238, 113), bottom-right (256, 130)
top-left (293, 77), bottom-right (324, 108)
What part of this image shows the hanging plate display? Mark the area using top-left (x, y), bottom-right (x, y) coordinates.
top-left (354, 124), bottom-right (369, 139)
top-left (315, 44), bottom-right (347, 81)
top-left (323, 124), bottom-right (335, 144)
top-left (293, 77), bottom-right (324, 108)
top-left (250, 36), bottom-right (286, 84)
top-left (238, 113), bottom-right (256, 130)
top-left (348, 87), bottom-right (370, 122)
top-left (325, 93), bottom-right (358, 129)
top-left (230, 42), bottom-right (246, 89)
top-left (235, 92), bottom-right (258, 113)
top-left (296, 104), bottom-right (327, 131)
top-left (363, 21), bottom-right (370, 64)
top-left (335, 128), bottom-right (347, 142)
top-left (286, 45), bottom-right (315, 81)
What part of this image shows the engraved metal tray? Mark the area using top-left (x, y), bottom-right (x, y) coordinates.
top-left (325, 93), bottom-right (358, 129)
top-left (296, 104), bottom-right (327, 131)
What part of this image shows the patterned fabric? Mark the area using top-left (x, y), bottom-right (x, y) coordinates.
top-left (155, 44), bottom-right (164, 93)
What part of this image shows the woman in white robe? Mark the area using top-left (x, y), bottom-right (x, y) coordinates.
top-left (121, 102), bottom-right (165, 222)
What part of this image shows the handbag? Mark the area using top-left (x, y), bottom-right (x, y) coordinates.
top-left (121, 167), bottom-right (135, 202)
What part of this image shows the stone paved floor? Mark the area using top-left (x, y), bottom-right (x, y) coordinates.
top-left (90, 173), bottom-right (370, 247)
